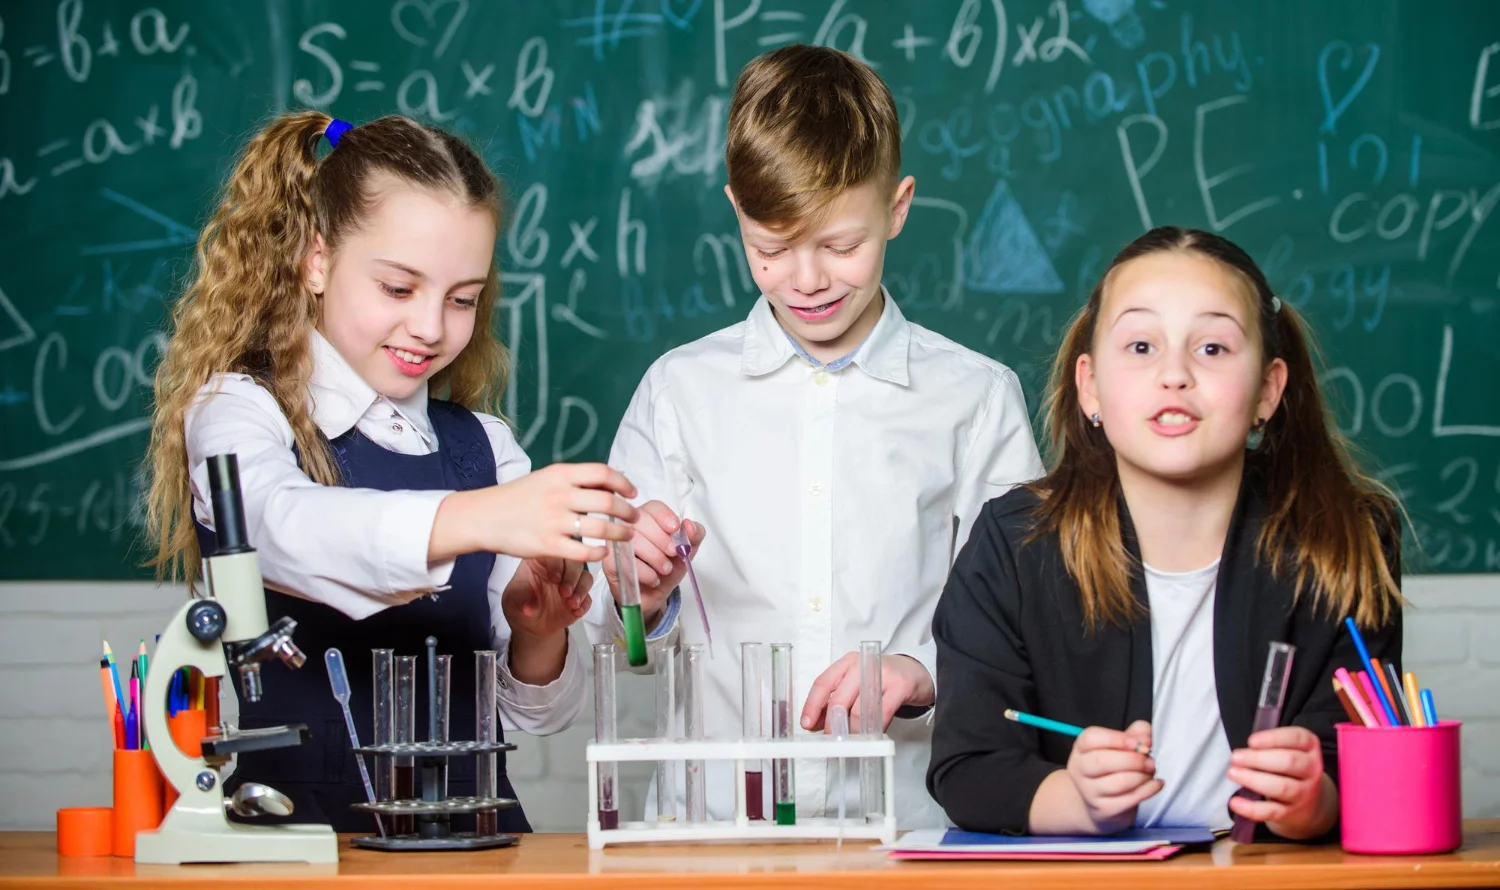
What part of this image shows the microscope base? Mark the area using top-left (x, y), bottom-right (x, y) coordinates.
top-left (135, 818), bottom-right (338, 864)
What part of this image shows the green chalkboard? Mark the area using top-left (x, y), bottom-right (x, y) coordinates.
top-left (2, 0), bottom-right (1498, 579)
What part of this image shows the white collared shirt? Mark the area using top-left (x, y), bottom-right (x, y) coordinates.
top-left (184, 330), bottom-right (584, 735)
top-left (585, 291), bottom-right (1044, 829)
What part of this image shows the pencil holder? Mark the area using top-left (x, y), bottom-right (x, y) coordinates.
top-left (111, 749), bottom-right (164, 857)
top-left (161, 710), bottom-right (207, 812)
top-left (1337, 721), bottom-right (1462, 855)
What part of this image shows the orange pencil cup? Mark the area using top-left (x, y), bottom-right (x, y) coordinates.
top-left (1337, 721), bottom-right (1463, 855)
top-left (111, 749), bottom-right (164, 857)
top-left (56, 806), bottom-right (113, 856)
top-left (161, 710), bottom-right (207, 811)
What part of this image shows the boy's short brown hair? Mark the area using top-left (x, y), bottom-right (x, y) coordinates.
top-left (725, 44), bottom-right (901, 242)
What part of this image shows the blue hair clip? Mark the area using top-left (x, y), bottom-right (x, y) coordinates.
top-left (324, 118), bottom-right (354, 147)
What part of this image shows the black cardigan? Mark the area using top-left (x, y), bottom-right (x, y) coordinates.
top-left (926, 478), bottom-right (1402, 836)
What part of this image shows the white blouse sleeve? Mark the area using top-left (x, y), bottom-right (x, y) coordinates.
top-left (477, 414), bottom-right (587, 735)
top-left (186, 375), bottom-right (452, 620)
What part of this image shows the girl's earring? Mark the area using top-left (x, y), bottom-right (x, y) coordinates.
top-left (1246, 416), bottom-right (1267, 450)
top-left (1090, 412), bottom-right (1102, 428)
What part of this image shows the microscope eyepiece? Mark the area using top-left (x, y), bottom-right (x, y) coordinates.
top-left (206, 454), bottom-right (254, 555)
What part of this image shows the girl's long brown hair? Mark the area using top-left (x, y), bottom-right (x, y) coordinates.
top-left (145, 111), bottom-right (507, 589)
top-left (1033, 227), bottom-right (1402, 631)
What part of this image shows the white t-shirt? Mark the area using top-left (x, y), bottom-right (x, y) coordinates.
top-left (1133, 560), bottom-right (1238, 830)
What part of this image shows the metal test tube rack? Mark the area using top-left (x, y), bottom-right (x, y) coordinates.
top-left (584, 642), bottom-right (897, 850)
top-left (350, 637), bottom-right (520, 851)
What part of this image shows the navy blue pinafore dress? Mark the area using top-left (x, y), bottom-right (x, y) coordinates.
top-left (197, 400), bottom-right (532, 833)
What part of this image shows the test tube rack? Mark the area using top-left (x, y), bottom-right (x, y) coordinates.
top-left (349, 739), bottom-right (520, 851)
top-left (349, 641), bottom-right (520, 852)
top-left (584, 735), bottom-right (897, 849)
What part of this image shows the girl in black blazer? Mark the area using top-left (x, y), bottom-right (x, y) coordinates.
top-left (928, 228), bottom-right (1403, 840)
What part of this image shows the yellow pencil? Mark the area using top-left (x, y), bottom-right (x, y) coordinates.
top-left (1403, 672), bottom-right (1425, 727)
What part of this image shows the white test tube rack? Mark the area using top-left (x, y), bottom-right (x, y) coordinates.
top-left (585, 735), bottom-right (897, 849)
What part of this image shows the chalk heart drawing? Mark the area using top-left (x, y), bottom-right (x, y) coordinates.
top-left (1318, 40), bottom-right (1380, 134)
top-left (661, 0), bottom-right (704, 30)
top-left (391, 0), bottom-right (468, 58)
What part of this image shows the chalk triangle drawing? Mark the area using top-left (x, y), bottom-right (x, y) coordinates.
top-left (0, 286), bottom-right (37, 353)
top-left (963, 180), bottom-right (1064, 294)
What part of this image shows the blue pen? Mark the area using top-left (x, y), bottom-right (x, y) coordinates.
top-left (125, 702), bottom-right (137, 751)
top-left (1343, 617), bottom-right (1400, 727)
top-left (1420, 689), bottom-right (1438, 726)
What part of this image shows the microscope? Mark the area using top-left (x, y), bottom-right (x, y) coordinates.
top-left (134, 454), bottom-right (338, 864)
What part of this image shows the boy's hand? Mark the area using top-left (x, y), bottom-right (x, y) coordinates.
top-left (800, 653), bottom-right (933, 733)
top-left (600, 500), bottom-right (706, 626)
top-left (1227, 726), bottom-right (1338, 840)
top-left (1067, 721), bottom-right (1161, 832)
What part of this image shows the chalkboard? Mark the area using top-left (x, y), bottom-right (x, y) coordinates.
top-left (2, 0), bottom-right (1498, 579)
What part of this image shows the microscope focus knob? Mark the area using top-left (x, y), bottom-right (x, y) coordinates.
top-left (186, 600), bottom-right (228, 643)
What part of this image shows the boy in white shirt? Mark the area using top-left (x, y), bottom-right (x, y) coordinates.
top-left (585, 44), bottom-right (1043, 829)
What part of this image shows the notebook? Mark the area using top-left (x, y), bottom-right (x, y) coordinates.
top-left (885, 826), bottom-right (1216, 861)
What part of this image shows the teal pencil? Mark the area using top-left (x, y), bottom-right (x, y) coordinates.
top-left (1003, 708), bottom-right (1153, 757)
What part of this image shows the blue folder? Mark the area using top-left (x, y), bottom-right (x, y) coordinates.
top-left (941, 827), bottom-right (1219, 847)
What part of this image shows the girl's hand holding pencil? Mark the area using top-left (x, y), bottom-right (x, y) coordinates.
top-left (1065, 719), bottom-right (1162, 829)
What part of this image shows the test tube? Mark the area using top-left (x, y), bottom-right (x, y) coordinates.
top-left (474, 650), bottom-right (498, 837)
top-left (612, 523), bottom-right (649, 667)
top-left (593, 644), bottom-right (619, 830)
top-left (373, 649), bottom-right (394, 809)
top-left (393, 655), bottom-right (417, 835)
top-left (771, 643), bottom-right (795, 826)
top-left (654, 642), bottom-right (677, 822)
top-left (858, 640), bottom-right (883, 822)
top-left (1230, 641), bottom-right (1296, 844)
top-left (828, 703), bottom-right (849, 850)
top-left (433, 652), bottom-right (452, 798)
top-left (741, 642), bottom-right (766, 821)
top-left (683, 644), bottom-right (707, 823)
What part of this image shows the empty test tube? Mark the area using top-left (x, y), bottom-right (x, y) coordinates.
top-left (655, 642), bottom-right (677, 822)
top-left (432, 652), bottom-right (452, 799)
top-left (828, 703), bottom-right (849, 850)
top-left (859, 640), bottom-right (883, 822)
top-left (684, 644), bottom-right (707, 823)
top-left (372, 649), bottom-right (394, 809)
top-left (593, 644), bottom-right (619, 830)
top-left (771, 643), bottom-right (795, 826)
top-left (475, 650), bottom-right (498, 836)
top-left (741, 642), bottom-right (766, 821)
top-left (393, 655), bottom-right (417, 835)
top-left (612, 520), bottom-right (649, 667)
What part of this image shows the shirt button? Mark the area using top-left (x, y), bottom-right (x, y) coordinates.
top-left (809, 483), bottom-right (823, 497)
top-left (809, 598), bottom-right (823, 612)
top-left (812, 370), bottom-right (829, 386)
top-left (392, 422), bottom-right (404, 433)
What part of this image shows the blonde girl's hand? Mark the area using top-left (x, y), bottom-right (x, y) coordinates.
top-left (432, 463), bottom-right (638, 564)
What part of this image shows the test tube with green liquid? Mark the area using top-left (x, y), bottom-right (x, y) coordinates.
top-left (771, 643), bottom-right (795, 826)
top-left (612, 521), bottom-right (648, 667)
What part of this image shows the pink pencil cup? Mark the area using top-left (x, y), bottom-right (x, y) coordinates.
top-left (1337, 721), bottom-right (1462, 855)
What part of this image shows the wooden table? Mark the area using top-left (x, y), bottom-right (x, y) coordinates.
top-left (4, 822), bottom-right (1500, 889)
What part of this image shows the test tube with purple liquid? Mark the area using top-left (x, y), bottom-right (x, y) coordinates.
top-left (1230, 641), bottom-right (1296, 844)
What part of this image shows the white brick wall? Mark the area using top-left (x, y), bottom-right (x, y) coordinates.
top-left (1, 575), bottom-right (1495, 830)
